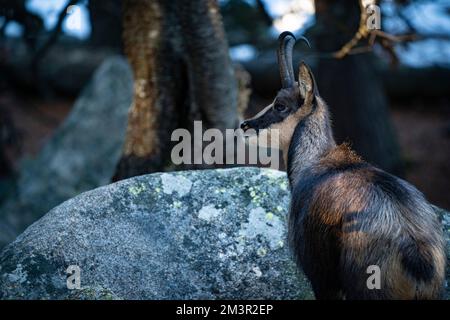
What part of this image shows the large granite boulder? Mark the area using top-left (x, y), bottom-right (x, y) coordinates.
top-left (0, 56), bottom-right (133, 248)
top-left (0, 168), bottom-right (313, 299)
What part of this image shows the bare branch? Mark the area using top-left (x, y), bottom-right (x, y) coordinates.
top-left (31, 0), bottom-right (79, 70)
top-left (255, 0), bottom-right (273, 27)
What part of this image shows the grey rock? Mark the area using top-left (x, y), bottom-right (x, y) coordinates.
top-left (0, 56), bottom-right (133, 248)
top-left (0, 168), bottom-right (313, 300)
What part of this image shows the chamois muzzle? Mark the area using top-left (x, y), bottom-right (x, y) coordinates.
top-left (240, 120), bottom-right (251, 131)
top-left (277, 31), bottom-right (311, 88)
top-left (240, 120), bottom-right (258, 133)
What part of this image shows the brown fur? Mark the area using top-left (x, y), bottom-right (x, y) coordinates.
top-left (289, 141), bottom-right (446, 299)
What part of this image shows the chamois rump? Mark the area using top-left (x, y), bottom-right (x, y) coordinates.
top-left (240, 32), bottom-right (446, 300)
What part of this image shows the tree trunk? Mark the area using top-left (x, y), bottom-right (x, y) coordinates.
top-left (113, 0), bottom-right (238, 181)
top-left (313, 0), bottom-right (403, 175)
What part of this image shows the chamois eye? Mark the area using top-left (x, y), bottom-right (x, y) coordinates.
top-left (274, 103), bottom-right (287, 112)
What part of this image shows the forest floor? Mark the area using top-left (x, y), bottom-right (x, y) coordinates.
top-left (1, 92), bottom-right (449, 210)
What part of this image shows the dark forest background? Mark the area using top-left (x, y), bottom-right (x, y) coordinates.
top-left (0, 0), bottom-right (449, 226)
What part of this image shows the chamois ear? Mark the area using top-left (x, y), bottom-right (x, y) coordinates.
top-left (298, 61), bottom-right (318, 102)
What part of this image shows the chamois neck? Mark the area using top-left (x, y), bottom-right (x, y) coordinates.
top-left (287, 98), bottom-right (336, 187)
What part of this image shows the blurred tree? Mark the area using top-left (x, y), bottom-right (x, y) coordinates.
top-left (0, 104), bottom-right (20, 178)
top-left (113, 0), bottom-right (239, 181)
top-left (88, 0), bottom-right (123, 49)
top-left (220, 0), bottom-right (272, 47)
top-left (0, 0), bottom-right (44, 49)
top-left (31, 0), bottom-right (79, 75)
top-left (312, 0), bottom-right (403, 174)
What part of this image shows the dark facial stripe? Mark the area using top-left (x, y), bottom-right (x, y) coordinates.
top-left (246, 107), bottom-right (291, 132)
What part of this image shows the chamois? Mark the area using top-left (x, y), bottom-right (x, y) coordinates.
top-left (240, 32), bottom-right (446, 300)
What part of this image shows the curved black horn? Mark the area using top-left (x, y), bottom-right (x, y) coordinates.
top-left (297, 35), bottom-right (311, 49)
top-left (277, 31), bottom-right (296, 88)
top-left (277, 32), bottom-right (311, 88)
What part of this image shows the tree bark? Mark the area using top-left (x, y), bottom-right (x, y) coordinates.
top-left (113, 0), bottom-right (238, 181)
top-left (313, 0), bottom-right (403, 175)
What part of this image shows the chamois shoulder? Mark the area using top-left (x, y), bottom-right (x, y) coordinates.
top-left (318, 143), bottom-right (363, 170)
top-left (310, 143), bottom-right (422, 207)
top-left (293, 143), bottom-right (420, 208)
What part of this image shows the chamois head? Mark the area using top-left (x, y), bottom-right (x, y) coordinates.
top-left (240, 32), bottom-right (319, 153)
